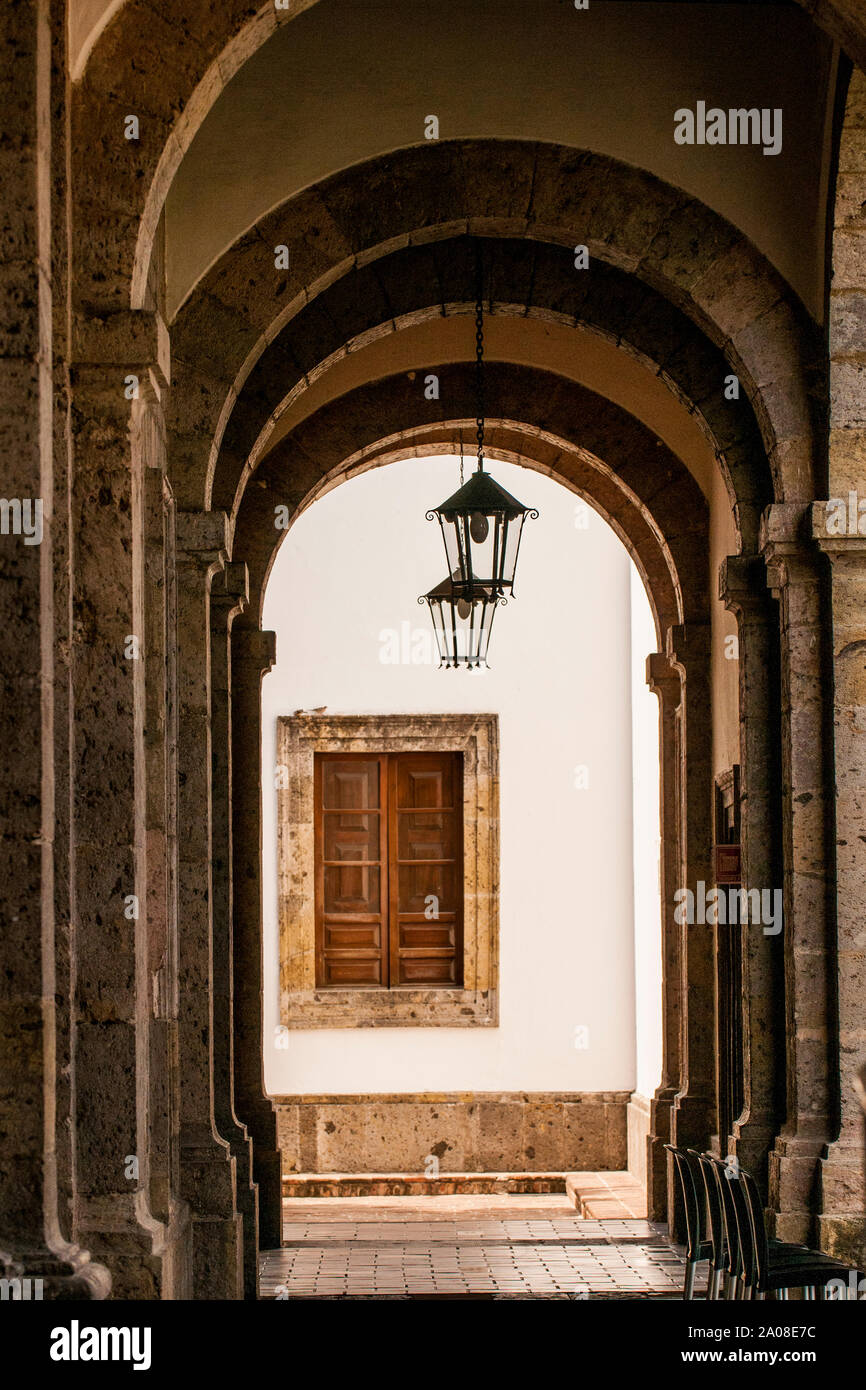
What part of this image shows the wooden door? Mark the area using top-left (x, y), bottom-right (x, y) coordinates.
top-left (314, 750), bottom-right (463, 987)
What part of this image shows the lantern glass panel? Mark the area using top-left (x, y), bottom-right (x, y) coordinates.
top-left (429, 468), bottom-right (536, 598)
top-left (420, 579), bottom-right (502, 668)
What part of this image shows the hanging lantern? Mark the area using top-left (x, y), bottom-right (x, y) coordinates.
top-left (427, 240), bottom-right (537, 598)
top-left (427, 467), bottom-right (536, 600)
top-left (419, 575), bottom-right (504, 669)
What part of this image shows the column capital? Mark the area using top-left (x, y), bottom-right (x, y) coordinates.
top-left (665, 620), bottom-right (711, 671)
top-left (71, 309), bottom-right (170, 389)
top-left (176, 510), bottom-right (230, 577)
top-left (646, 650), bottom-right (681, 705)
top-left (211, 562), bottom-right (249, 628)
top-left (233, 628), bottom-right (277, 677)
top-left (719, 554), bottom-right (775, 620)
top-left (811, 499), bottom-right (866, 564)
top-left (212, 561), bottom-right (249, 603)
top-left (759, 502), bottom-right (811, 550)
top-left (760, 503), bottom-right (822, 594)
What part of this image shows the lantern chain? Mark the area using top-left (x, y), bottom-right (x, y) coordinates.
top-left (475, 242), bottom-right (485, 471)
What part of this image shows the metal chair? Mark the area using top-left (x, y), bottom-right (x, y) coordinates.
top-left (704, 1155), bottom-right (745, 1298)
top-left (690, 1150), bottom-right (728, 1299)
top-left (705, 1153), bottom-right (852, 1300)
top-left (665, 1143), bottom-right (711, 1299)
top-left (740, 1169), bottom-right (860, 1301)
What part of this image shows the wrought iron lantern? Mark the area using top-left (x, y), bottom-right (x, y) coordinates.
top-left (427, 467), bottom-right (536, 601)
top-left (427, 242), bottom-right (537, 600)
top-left (419, 574), bottom-right (504, 670)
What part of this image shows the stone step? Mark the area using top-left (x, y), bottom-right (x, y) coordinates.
top-left (566, 1171), bottom-right (647, 1219)
top-left (282, 1172), bottom-right (568, 1198)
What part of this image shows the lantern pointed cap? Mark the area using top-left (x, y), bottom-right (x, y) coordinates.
top-left (433, 467), bottom-right (530, 518)
top-left (422, 573), bottom-right (496, 601)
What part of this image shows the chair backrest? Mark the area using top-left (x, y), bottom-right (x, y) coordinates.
top-left (741, 1170), bottom-right (771, 1293)
top-left (665, 1143), bottom-right (704, 1260)
top-left (691, 1151), bottom-right (726, 1266)
top-left (706, 1155), bottom-right (741, 1279)
top-left (726, 1163), bottom-right (758, 1290)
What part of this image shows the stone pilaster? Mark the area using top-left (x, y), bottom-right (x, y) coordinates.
top-left (141, 433), bottom-right (191, 1296)
top-left (70, 325), bottom-right (171, 1295)
top-left (761, 502), bottom-right (834, 1245)
top-left (661, 625), bottom-right (717, 1245)
top-left (0, 0), bottom-right (109, 1301)
top-left (811, 503), bottom-right (866, 1266)
top-left (644, 651), bottom-right (683, 1222)
top-left (211, 565), bottom-right (260, 1299)
top-left (175, 512), bottom-right (243, 1300)
top-left (232, 628), bottom-right (283, 1249)
top-left (666, 623), bottom-right (716, 1159)
top-left (719, 555), bottom-right (784, 1194)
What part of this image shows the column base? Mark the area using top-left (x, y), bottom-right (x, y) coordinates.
top-left (222, 1126), bottom-right (260, 1299)
top-left (767, 1135), bottom-right (824, 1245)
top-left (78, 1193), bottom-right (190, 1299)
top-left (1, 1247), bottom-right (112, 1301)
top-left (645, 1088), bottom-right (675, 1222)
top-left (253, 1147), bottom-right (283, 1250)
top-left (729, 1115), bottom-right (778, 1199)
top-left (181, 1132), bottom-right (244, 1299)
top-left (819, 1140), bottom-right (866, 1267)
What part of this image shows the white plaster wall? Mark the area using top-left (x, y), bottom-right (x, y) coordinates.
top-left (261, 455), bottom-right (659, 1094)
top-left (630, 564), bottom-right (663, 1101)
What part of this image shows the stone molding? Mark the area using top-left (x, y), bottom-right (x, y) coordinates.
top-left (276, 713), bottom-right (499, 1027)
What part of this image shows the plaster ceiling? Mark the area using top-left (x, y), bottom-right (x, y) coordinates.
top-left (164, 0), bottom-right (834, 317)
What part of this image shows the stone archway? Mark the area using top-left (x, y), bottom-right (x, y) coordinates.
top-left (221, 360), bottom-right (716, 1251)
top-left (159, 142), bottom-right (819, 520)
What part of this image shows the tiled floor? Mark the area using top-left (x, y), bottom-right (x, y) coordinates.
top-left (260, 1194), bottom-right (692, 1299)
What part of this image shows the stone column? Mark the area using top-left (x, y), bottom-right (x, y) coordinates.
top-left (141, 448), bottom-right (190, 1295)
top-left (761, 503), bottom-right (834, 1244)
top-left (175, 512), bottom-right (243, 1299)
top-left (645, 652), bottom-right (684, 1221)
top-left (0, 0), bottom-right (109, 1301)
top-left (812, 504), bottom-right (866, 1266)
top-left (70, 311), bottom-right (173, 1297)
top-left (211, 566), bottom-right (260, 1298)
top-left (666, 623), bottom-right (716, 1163)
top-left (720, 556), bottom-right (784, 1194)
top-left (232, 628), bottom-right (283, 1249)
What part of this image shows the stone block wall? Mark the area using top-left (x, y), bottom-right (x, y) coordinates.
top-left (275, 1092), bottom-right (629, 1173)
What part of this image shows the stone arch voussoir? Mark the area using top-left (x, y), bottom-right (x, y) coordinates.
top-left (164, 146), bottom-right (817, 531)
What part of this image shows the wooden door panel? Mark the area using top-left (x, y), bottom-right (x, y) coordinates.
top-left (321, 759), bottom-right (381, 810)
top-left (323, 863), bottom-right (381, 915)
top-left (397, 810), bottom-right (457, 860)
top-left (399, 956), bottom-right (457, 985)
top-left (323, 810), bottom-right (380, 862)
top-left (398, 921), bottom-right (456, 949)
top-left (324, 922), bottom-right (383, 950)
top-left (316, 754), bottom-right (387, 987)
top-left (397, 862), bottom-right (457, 914)
top-left (395, 755), bottom-right (457, 808)
top-left (321, 956), bottom-right (384, 986)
